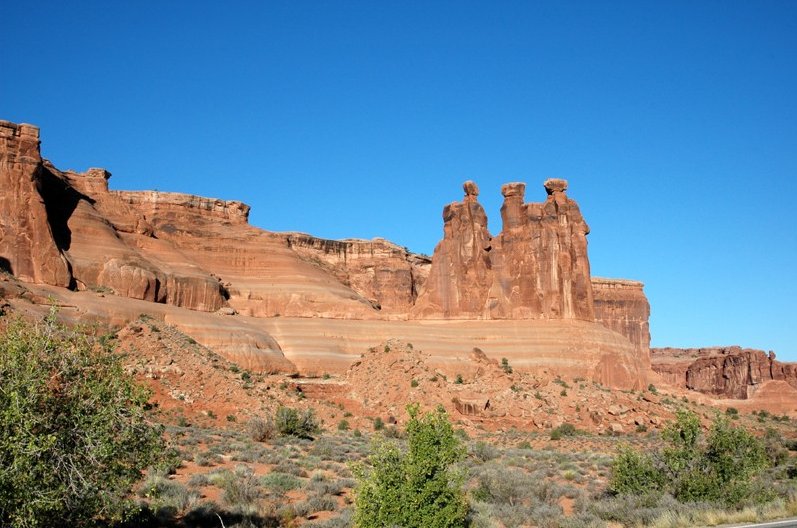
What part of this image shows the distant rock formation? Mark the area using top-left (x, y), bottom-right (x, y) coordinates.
top-left (651, 346), bottom-right (797, 399)
top-left (490, 179), bottom-right (594, 320)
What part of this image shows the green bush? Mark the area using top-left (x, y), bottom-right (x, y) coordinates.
top-left (0, 313), bottom-right (166, 527)
top-left (353, 404), bottom-right (468, 527)
top-left (610, 409), bottom-right (771, 506)
top-left (550, 423), bottom-right (578, 440)
top-left (275, 406), bottom-right (320, 439)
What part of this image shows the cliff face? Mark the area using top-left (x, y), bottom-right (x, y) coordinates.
top-left (285, 235), bottom-right (431, 315)
top-left (592, 278), bottom-right (651, 363)
top-left (651, 346), bottom-right (797, 399)
top-left (0, 121), bottom-right (70, 286)
top-left (0, 119), bottom-right (656, 385)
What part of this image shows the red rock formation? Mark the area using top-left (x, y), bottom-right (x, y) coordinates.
top-left (489, 179), bottom-right (594, 320)
top-left (651, 346), bottom-right (797, 399)
top-left (0, 119), bottom-right (656, 387)
top-left (0, 121), bottom-right (71, 286)
top-left (411, 181), bottom-right (494, 318)
top-left (592, 277), bottom-right (651, 365)
top-left (412, 179), bottom-right (594, 321)
top-left (285, 234), bottom-right (431, 315)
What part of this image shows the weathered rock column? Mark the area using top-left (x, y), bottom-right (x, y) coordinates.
top-left (0, 121), bottom-right (71, 286)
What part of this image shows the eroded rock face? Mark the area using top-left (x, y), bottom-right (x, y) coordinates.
top-left (411, 181), bottom-right (494, 318)
top-left (285, 235), bottom-right (431, 315)
top-left (651, 346), bottom-right (797, 399)
top-left (490, 179), bottom-right (594, 319)
top-left (412, 179), bottom-right (594, 320)
top-left (592, 277), bottom-right (651, 364)
top-left (0, 120), bottom-right (655, 386)
top-left (0, 121), bottom-right (71, 286)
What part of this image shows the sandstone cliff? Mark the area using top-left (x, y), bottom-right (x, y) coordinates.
top-left (651, 346), bottom-right (797, 399)
top-left (0, 121), bottom-right (70, 287)
top-left (592, 278), bottom-right (651, 364)
top-left (0, 119), bottom-right (654, 386)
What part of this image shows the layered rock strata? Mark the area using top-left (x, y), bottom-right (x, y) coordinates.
top-left (592, 278), bottom-right (651, 363)
top-left (651, 346), bottom-right (797, 399)
top-left (0, 119), bottom-right (656, 386)
top-left (285, 234), bottom-right (431, 315)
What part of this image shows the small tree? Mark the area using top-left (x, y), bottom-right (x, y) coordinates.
top-left (610, 409), bottom-right (771, 506)
top-left (354, 404), bottom-right (468, 528)
top-left (0, 313), bottom-right (166, 527)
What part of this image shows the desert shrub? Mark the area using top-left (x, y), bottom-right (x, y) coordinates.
top-left (139, 474), bottom-right (199, 513)
top-left (472, 465), bottom-right (534, 505)
top-left (610, 409), bottom-right (771, 506)
top-left (373, 417), bottom-right (385, 431)
top-left (610, 446), bottom-right (664, 495)
top-left (261, 472), bottom-right (302, 495)
top-left (353, 404), bottom-right (468, 527)
top-left (470, 441), bottom-right (500, 462)
top-left (550, 423), bottom-right (578, 440)
top-left (338, 419), bottom-right (350, 431)
top-left (221, 465), bottom-right (262, 509)
top-left (501, 358), bottom-right (513, 374)
top-left (275, 406), bottom-right (320, 439)
top-left (0, 314), bottom-right (166, 527)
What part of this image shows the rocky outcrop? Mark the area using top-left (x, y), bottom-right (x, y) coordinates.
top-left (285, 234), bottom-right (431, 315)
top-left (489, 179), bottom-right (594, 320)
top-left (592, 278), bottom-right (651, 364)
top-left (0, 119), bottom-right (655, 386)
top-left (411, 181), bottom-right (494, 318)
top-left (412, 179), bottom-right (594, 320)
top-left (651, 346), bottom-right (797, 399)
top-left (0, 121), bottom-right (71, 286)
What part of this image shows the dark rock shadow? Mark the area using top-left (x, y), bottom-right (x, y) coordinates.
top-left (37, 165), bottom-right (93, 252)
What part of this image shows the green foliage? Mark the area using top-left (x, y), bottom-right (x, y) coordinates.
top-left (274, 406), bottom-right (320, 439)
top-left (454, 374), bottom-right (463, 385)
top-left (373, 417), bottom-right (385, 431)
top-left (610, 447), bottom-right (664, 495)
top-left (353, 404), bottom-right (468, 528)
top-left (610, 409), bottom-right (772, 506)
top-left (647, 383), bottom-right (658, 394)
top-left (500, 357), bottom-right (513, 374)
top-left (338, 419), bottom-right (350, 431)
top-left (550, 423), bottom-right (578, 440)
top-left (0, 313), bottom-right (166, 527)
top-left (410, 378), bottom-right (419, 388)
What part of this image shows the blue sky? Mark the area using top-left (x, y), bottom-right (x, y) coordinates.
top-left (2, 1), bottom-right (795, 358)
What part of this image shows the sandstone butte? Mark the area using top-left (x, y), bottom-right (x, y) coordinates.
top-left (0, 118), bottom-right (793, 405)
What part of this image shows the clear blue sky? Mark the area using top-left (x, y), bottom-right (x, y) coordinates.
top-left (2, 1), bottom-right (795, 358)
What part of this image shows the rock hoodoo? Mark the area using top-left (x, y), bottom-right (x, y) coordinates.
top-left (412, 178), bottom-right (594, 320)
top-left (410, 181), bottom-right (493, 318)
